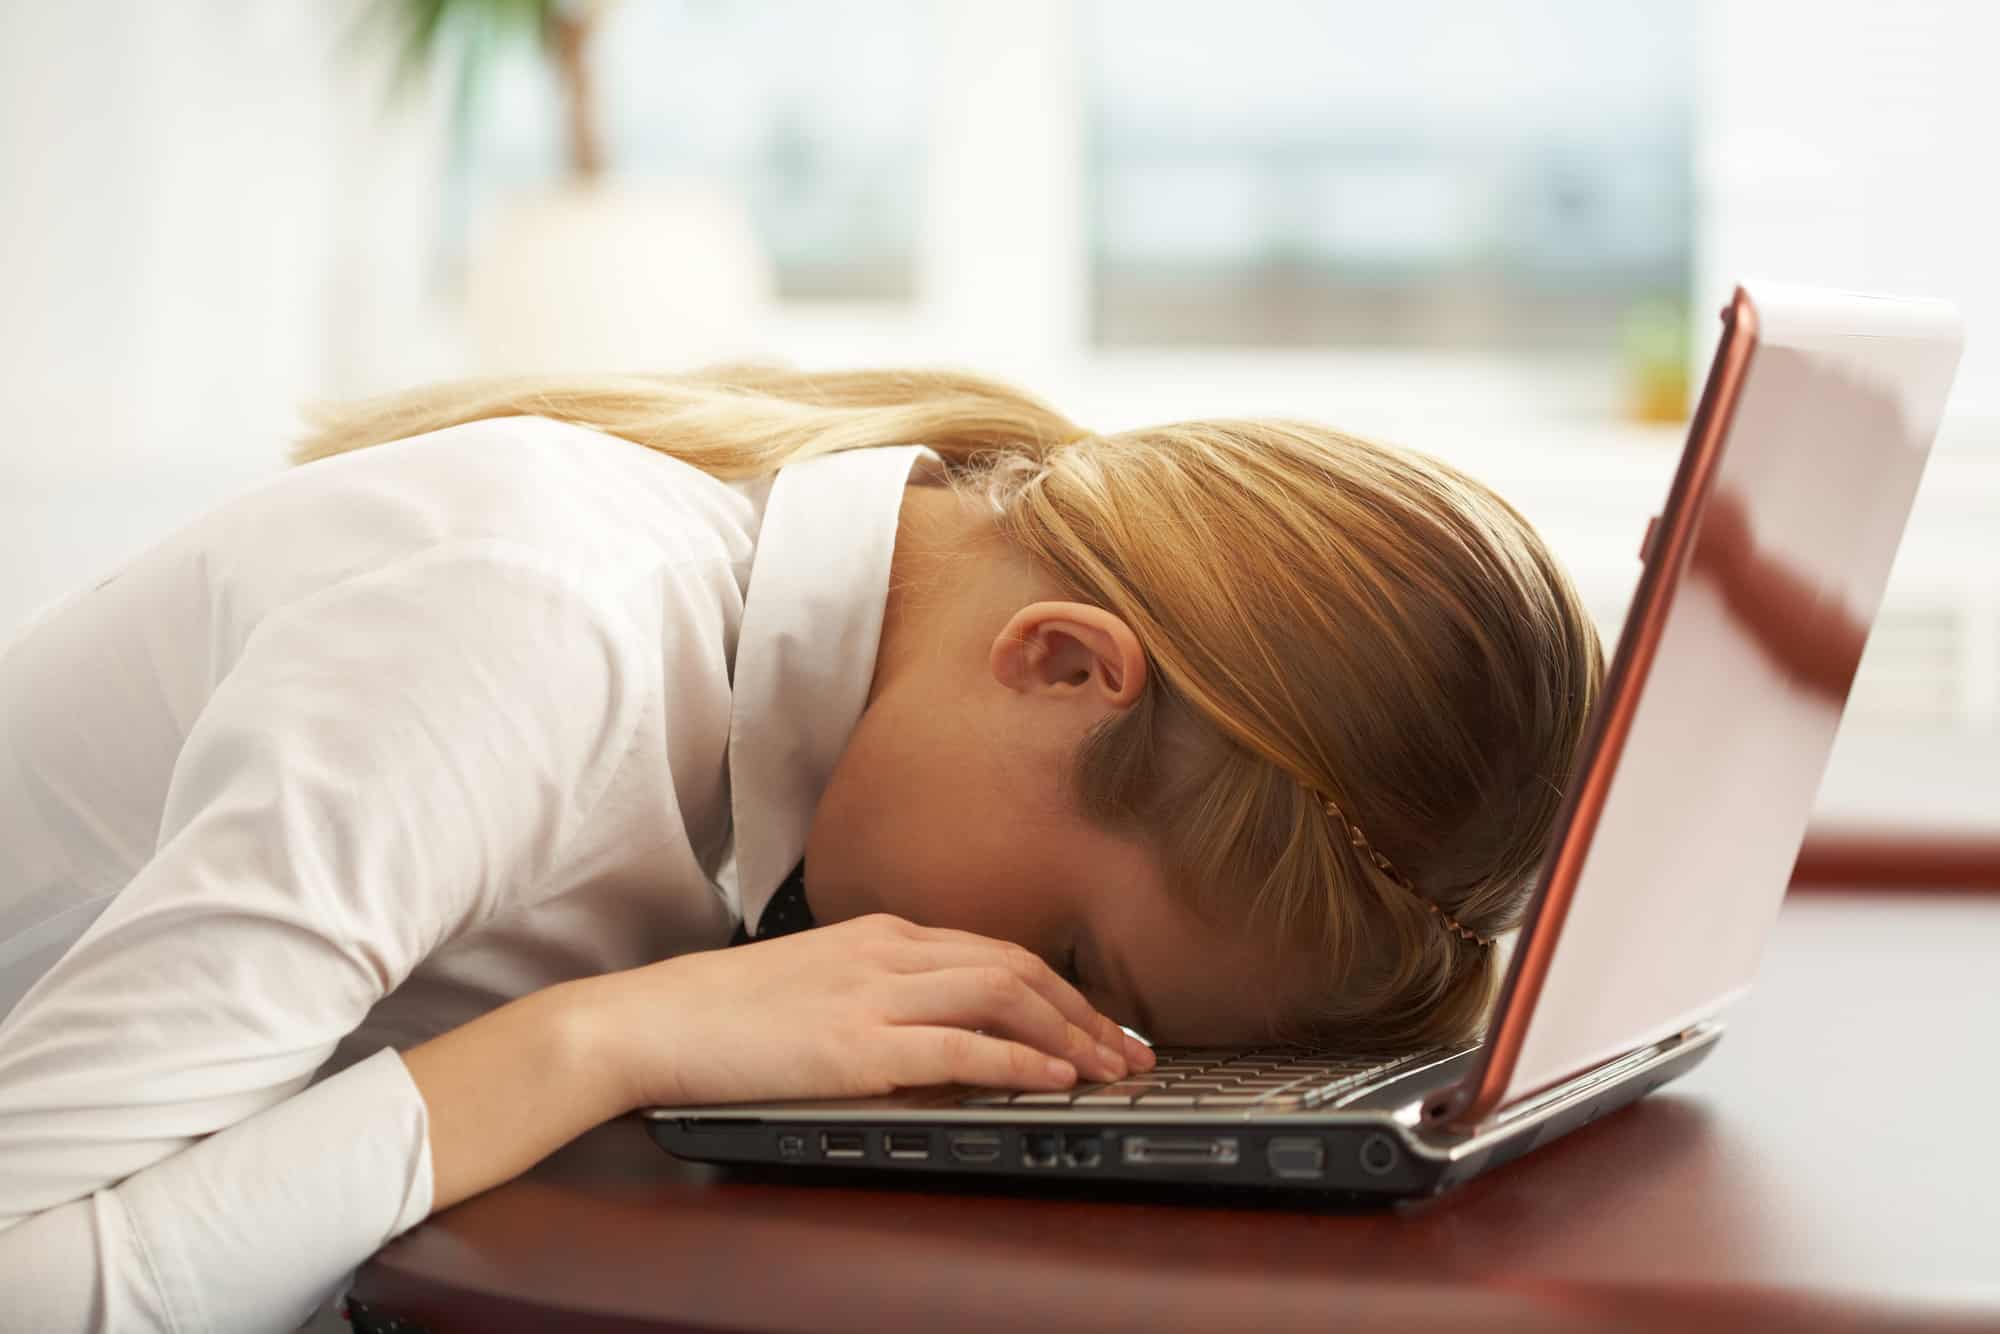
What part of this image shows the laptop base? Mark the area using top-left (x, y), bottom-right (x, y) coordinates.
top-left (647, 1024), bottom-right (1721, 1198)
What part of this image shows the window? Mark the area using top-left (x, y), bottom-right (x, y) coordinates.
top-left (1085, 0), bottom-right (1695, 354)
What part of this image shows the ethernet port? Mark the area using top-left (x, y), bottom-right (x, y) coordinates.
top-left (1061, 1134), bottom-right (1102, 1168)
top-left (1021, 1131), bottom-right (1060, 1167)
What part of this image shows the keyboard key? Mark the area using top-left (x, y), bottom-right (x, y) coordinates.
top-left (1133, 1094), bottom-right (1200, 1106)
top-left (1011, 1092), bottom-right (1079, 1105)
top-left (1078, 1081), bottom-right (1163, 1101)
top-left (959, 1092), bottom-right (1016, 1106)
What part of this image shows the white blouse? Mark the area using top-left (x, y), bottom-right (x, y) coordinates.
top-left (0, 417), bottom-right (931, 1332)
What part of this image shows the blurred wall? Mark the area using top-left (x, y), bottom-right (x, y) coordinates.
top-left (2, 1), bottom-right (456, 631)
top-left (1699, 2), bottom-right (1999, 418)
top-left (1, 1), bottom-right (1994, 827)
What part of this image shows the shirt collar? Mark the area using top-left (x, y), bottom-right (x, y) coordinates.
top-left (725, 444), bottom-right (935, 933)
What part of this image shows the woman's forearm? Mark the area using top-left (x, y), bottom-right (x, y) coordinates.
top-left (400, 976), bottom-right (634, 1214)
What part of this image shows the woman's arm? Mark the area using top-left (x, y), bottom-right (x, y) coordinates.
top-left (400, 977), bottom-right (626, 1212)
top-left (0, 540), bottom-right (652, 1332)
top-left (0, 1048), bottom-right (434, 1331)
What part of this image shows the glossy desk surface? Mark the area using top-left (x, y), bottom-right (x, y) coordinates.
top-left (352, 891), bottom-right (2000, 1333)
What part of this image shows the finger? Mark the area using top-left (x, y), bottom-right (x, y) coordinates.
top-left (880, 925), bottom-right (1133, 1057)
top-left (884, 965), bottom-right (1127, 1082)
top-left (1100, 1023), bottom-right (1156, 1072)
top-left (878, 932), bottom-right (1134, 1072)
top-left (887, 1024), bottom-right (1079, 1091)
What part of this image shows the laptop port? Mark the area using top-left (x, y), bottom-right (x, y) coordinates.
top-left (948, 1131), bottom-right (1002, 1163)
top-left (1121, 1134), bottom-right (1240, 1166)
top-left (1266, 1136), bottom-right (1325, 1180)
top-left (819, 1130), bottom-right (865, 1160)
top-left (1021, 1131), bottom-right (1059, 1167)
top-left (1061, 1134), bottom-right (1102, 1168)
top-left (884, 1132), bottom-right (930, 1160)
top-left (1358, 1132), bottom-right (1400, 1176)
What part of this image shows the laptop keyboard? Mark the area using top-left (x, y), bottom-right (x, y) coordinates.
top-left (956, 1046), bottom-right (1448, 1111)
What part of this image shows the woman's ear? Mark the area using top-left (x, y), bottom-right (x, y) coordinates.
top-left (990, 602), bottom-right (1148, 709)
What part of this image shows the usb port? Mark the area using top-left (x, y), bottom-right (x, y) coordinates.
top-left (948, 1131), bottom-right (1002, 1163)
top-left (884, 1131), bottom-right (930, 1160)
top-left (820, 1130), bottom-right (865, 1160)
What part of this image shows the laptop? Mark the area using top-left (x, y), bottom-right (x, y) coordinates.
top-left (645, 280), bottom-right (1965, 1196)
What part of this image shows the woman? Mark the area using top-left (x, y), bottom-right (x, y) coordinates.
top-left (0, 367), bottom-right (1602, 1331)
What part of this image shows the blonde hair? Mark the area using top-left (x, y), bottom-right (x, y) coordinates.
top-left (295, 366), bottom-right (1604, 1052)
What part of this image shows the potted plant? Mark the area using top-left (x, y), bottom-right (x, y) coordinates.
top-left (367, 0), bottom-right (774, 373)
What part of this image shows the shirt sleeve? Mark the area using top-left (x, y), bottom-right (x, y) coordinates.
top-left (0, 538), bottom-right (651, 1333)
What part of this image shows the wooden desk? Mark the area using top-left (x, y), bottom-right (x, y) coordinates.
top-left (350, 892), bottom-right (2000, 1333)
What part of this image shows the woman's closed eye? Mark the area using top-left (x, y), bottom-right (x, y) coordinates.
top-left (1068, 937), bottom-right (1140, 1041)
top-left (1063, 936), bottom-right (1134, 1036)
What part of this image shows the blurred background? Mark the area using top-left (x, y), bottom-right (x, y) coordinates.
top-left (2, 0), bottom-right (1995, 833)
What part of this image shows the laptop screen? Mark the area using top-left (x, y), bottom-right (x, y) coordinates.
top-left (1453, 282), bottom-right (1964, 1121)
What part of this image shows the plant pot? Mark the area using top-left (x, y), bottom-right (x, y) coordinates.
top-left (464, 180), bottom-right (775, 374)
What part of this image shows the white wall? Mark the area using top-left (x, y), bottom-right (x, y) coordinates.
top-left (8, 3), bottom-right (325, 486)
top-left (0, 1), bottom-right (452, 628)
top-left (1696, 2), bottom-right (2000, 422)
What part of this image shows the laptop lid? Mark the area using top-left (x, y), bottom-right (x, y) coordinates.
top-left (1430, 280), bottom-right (1965, 1130)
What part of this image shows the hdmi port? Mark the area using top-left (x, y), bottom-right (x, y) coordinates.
top-left (948, 1131), bottom-right (1002, 1163)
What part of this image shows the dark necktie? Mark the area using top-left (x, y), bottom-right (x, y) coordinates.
top-left (728, 859), bottom-right (815, 945)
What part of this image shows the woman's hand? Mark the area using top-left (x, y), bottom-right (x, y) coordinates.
top-left (582, 912), bottom-right (1155, 1111)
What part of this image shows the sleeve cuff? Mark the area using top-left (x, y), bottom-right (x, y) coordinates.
top-left (119, 1046), bottom-right (434, 1333)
